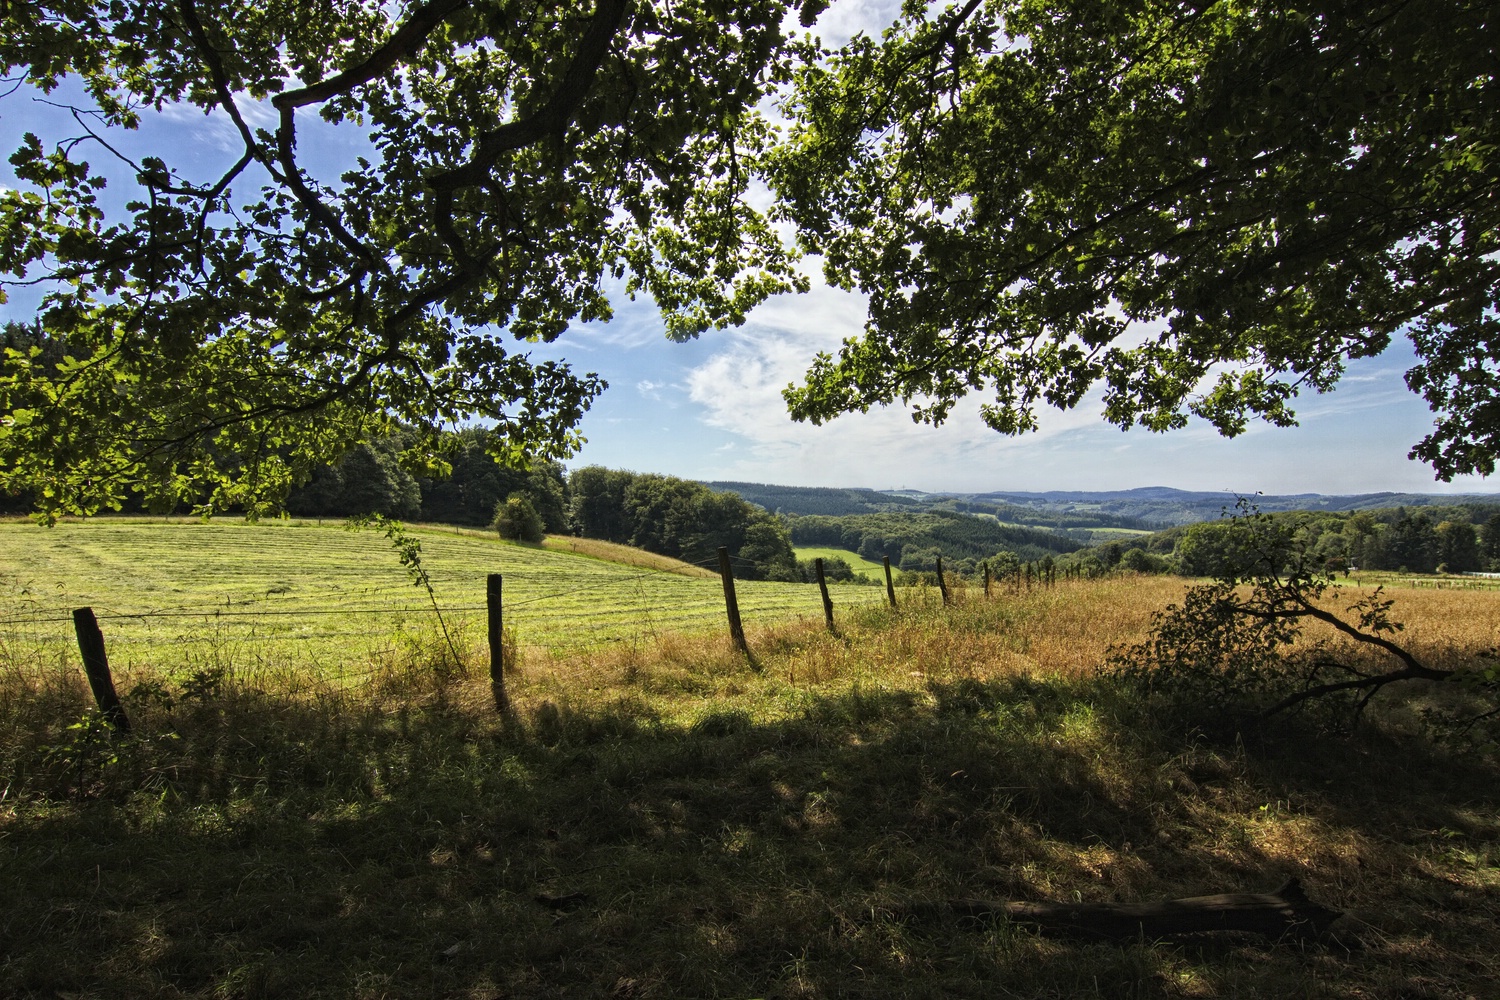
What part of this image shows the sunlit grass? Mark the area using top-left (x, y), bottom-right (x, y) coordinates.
top-left (0, 519), bottom-right (887, 681)
top-left (792, 545), bottom-right (891, 580)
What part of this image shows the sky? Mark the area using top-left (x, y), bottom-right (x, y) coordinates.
top-left (1, 1), bottom-right (1492, 500)
top-left (525, 280), bottom-right (1481, 497)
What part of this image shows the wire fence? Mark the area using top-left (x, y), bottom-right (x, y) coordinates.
top-left (0, 559), bottom-right (896, 684)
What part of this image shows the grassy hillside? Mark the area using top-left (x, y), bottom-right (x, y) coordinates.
top-left (3, 575), bottom-right (1498, 998)
top-left (0, 519), bottom-right (885, 679)
top-left (793, 545), bottom-right (890, 581)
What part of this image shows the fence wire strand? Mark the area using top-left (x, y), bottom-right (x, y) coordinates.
top-left (1, 555), bottom-right (902, 682)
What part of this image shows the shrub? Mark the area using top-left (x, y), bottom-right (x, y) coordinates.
top-left (1109, 504), bottom-right (1499, 731)
top-left (493, 495), bottom-right (545, 543)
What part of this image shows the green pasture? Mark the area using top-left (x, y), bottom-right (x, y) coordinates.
top-left (792, 545), bottom-right (889, 580)
top-left (0, 519), bottom-right (888, 675)
top-left (1345, 569), bottom-right (1500, 590)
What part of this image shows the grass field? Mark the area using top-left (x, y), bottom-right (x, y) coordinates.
top-left (3, 526), bottom-right (1499, 998)
top-left (0, 519), bottom-right (889, 682)
top-left (793, 545), bottom-right (891, 581)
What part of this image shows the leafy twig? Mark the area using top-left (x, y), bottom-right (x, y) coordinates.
top-left (348, 515), bottom-right (464, 673)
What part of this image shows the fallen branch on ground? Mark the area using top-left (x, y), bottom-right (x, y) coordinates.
top-left (896, 878), bottom-right (1344, 942)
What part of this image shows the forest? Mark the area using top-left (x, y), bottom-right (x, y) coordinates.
top-left (1073, 505), bottom-right (1500, 577)
top-left (787, 511), bottom-right (1081, 575)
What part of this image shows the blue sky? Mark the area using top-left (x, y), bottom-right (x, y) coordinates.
top-left (1, 1), bottom-right (1492, 498)
top-left (526, 282), bottom-right (1482, 496)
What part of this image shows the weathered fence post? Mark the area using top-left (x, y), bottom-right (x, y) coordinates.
top-left (717, 546), bottom-right (748, 653)
top-left (936, 556), bottom-right (951, 605)
top-left (883, 555), bottom-right (898, 609)
top-left (72, 608), bottom-right (130, 734)
top-left (487, 573), bottom-right (508, 712)
top-left (814, 557), bottom-right (835, 632)
top-left (983, 562), bottom-right (992, 599)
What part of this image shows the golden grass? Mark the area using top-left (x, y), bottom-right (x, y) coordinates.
top-left (500, 572), bottom-right (1500, 725)
top-left (540, 534), bottom-right (717, 577)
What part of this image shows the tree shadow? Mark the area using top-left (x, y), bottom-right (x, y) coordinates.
top-left (3, 672), bottom-right (1497, 998)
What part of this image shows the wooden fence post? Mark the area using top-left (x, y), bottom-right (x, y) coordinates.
top-left (72, 608), bottom-right (130, 734)
top-left (717, 546), bottom-right (748, 653)
top-left (814, 558), bottom-right (835, 632)
top-left (487, 573), bottom-right (508, 711)
top-left (936, 555), bottom-right (951, 605)
top-left (883, 555), bottom-right (898, 609)
top-left (983, 562), bottom-right (991, 599)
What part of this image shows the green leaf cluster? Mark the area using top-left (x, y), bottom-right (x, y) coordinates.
top-left (772, 0), bottom-right (1499, 479)
top-left (1, 0), bottom-right (806, 517)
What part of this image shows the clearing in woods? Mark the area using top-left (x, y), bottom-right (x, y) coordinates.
top-left (792, 545), bottom-right (891, 580)
top-left (0, 518), bottom-right (887, 677)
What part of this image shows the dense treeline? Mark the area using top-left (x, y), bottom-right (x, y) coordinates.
top-left (1063, 504), bottom-right (1500, 578)
top-left (788, 511), bottom-right (1081, 576)
top-left (284, 430), bottom-right (571, 533)
top-left (568, 467), bottom-right (798, 580)
top-left (285, 440), bottom-right (799, 580)
top-left (704, 482), bottom-right (923, 516)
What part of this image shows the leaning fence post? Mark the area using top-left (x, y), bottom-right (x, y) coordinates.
top-left (883, 555), bottom-right (898, 609)
top-left (72, 608), bottom-right (130, 734)
top-left (717, 546), bottom-right (748, 653)
top-left (936, 555), bottom-right (951, 605)
top-left (814, 557), bottom-right (835, 632)
top-left (487, 573), bottom-right (508, 712)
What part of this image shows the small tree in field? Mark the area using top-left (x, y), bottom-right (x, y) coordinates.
top-left (493, 496), bottom-right (545, 544)
top-left (1110, 503), bottom-right (1498, 731)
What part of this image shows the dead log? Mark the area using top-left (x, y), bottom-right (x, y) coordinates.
top-left (899, 878), bottom-right (1343, 942)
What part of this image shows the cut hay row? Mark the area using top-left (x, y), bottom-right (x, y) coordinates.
top-left (0, 519), bottom-right (889, 678)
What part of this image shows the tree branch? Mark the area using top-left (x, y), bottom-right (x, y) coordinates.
top-left (271, 0), bottom-right (474, 111)
top-left (426, 0), bottom-right (628, 193)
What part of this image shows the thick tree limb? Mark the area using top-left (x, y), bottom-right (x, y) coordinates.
top-left (272, 0), bottom-right (473, 111)
top-left (427, 0), bottom-right (628, 192)
top-left (1258, 663), bottom-right (1453, 719)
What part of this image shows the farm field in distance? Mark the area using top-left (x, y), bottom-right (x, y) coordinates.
top-left (0, 518), bottom-right (887, 681)
top-left (792, 545), bottom-right (891, 581)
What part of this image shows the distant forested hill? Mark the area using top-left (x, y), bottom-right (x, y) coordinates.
top-left (788, 511), bottom-right (1081, 573)
top-left (960, 488), bottom-right (1500, 527)
top-left (703, 482), bottom-right (922, 516)
top-left (705, 481), bottom-right (1153, 531)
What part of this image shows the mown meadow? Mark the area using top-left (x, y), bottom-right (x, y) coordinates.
top-left (2, 519), bottom-right (1498, 999)
top-left (0, 519), bottom-right (888, 683)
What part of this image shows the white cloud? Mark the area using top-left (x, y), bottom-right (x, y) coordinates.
top-left (805, 0), bottom-right (906, 47)
top-left (680, 283), bottom-right (1130, 490)
top-left (661, 277), bottom-right (1493, 495)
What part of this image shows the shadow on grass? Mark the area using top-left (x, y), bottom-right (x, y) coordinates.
top-left (3, 672), bottom-right (1499, 999)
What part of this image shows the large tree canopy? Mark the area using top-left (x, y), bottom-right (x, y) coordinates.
top-left (4, 0), bottom-right (1498, 520)
top-left (0, 0), bottom-right (812, 516)
top-left (771, 0), bottom-right (1499, 480)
